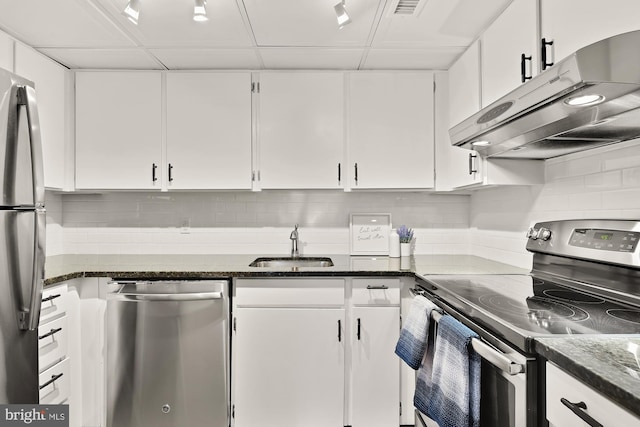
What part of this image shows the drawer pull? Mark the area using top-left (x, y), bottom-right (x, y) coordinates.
top-left (366, 285), bottom-right (389, 290)
top-left (39, 327), bottom-right (62, 340)
top-left (42, 294), bottom-right (61, 303)
top-left (39, 373), bottom-right (63, 390)
top-left (357, 318), bottom-right (361, 340)
top-left (560, 398), bottom-right (603, 427)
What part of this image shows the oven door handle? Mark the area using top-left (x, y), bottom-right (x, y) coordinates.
top-left (470, 339), bottom-right (524, 375)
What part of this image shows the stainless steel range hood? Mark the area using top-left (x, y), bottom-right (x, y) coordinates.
top-left (450, 30), bottom-right (640, 159)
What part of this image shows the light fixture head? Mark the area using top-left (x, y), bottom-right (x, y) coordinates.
top-left (122, 0), bottom-right (140, 25)
top-left (471, 140), bottom-right (491, 147)
top-left (334, 0), bottom-right (351, 29)
top-left (564, 94), bottom-right (605, 107)
top-left (194, 0), bottom-right (208, 22)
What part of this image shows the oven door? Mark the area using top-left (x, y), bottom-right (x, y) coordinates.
top-left (412, 291), bottom-right (534, 427)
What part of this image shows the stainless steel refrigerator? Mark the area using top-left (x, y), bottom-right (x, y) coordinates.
top-left (0, 67), bottom-right (46, 403)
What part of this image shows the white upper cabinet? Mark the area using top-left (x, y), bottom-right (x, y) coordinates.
top-left (0, 31), bottom-right (13, 72)
top-left (448, 41), bottom-right (481, 129)
top-left (257, 72), bottom-right (344, 189)
top-left (15, 44), bottom-right (69, 190)
top-left (166, 73), bottom-right (252, 190)
top-left (540, 0), bottom-right (640, 68)
top-left (75, 72), bottom-right (162, 190)
top-left (481, 0), bottom-right (538, 107)
top-left (348, 72), bottom-right (434, 190)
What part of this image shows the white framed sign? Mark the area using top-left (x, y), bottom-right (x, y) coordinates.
top-left (349, 213), bottom-right (391, 255)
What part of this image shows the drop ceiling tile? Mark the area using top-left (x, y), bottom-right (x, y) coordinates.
top-left (0, 0), bottom-right (135, 47)
top-left (38, 48), bottom-right (164, 69)
top-left (150, 49), bottom-right (261, 69)
top-left (242, 0), bottom-right (384, 47)
top-left (372, 0), bottom-right (512, 47)
top-left (100, 0), bottom-right (253, 47)
top-left (259, 48), bottom-right (363, 69)
top-left (361, 48), bottom-right (464, 70)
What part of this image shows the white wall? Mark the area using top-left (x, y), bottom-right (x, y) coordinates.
top-left (57, 191), bottom-right (471, 255)
top-left (470, 140), bottom-right (640, 269)
top-left (46, 191), bottom-right (64, 256)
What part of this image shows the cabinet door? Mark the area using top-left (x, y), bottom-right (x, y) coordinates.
top-left (481, 0), bottom-right (537, 106)
top-left (351, 306), bottom-right (400, 427)
top-left (15, 44), bottom-right (68, 189)
top-left (348, 72), bottom-right (434, 189)
top-left (258, 72), bottom-right (344, 189)
top-left (0, 31), bottom-right (12, 72)
top-left (233, 308), bottom-right (345, 427)
top-left (540, 0), bottom-right (640, 67)
top-left (75, 72), bottom-right (161, 190)
top-left (166, 73), bottom-right (252, 190)
top-left (449, 41), bottom-right (481, 128)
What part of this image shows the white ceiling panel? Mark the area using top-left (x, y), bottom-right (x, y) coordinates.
top-left (372, 0), bottom-right (512, 47)
top-left (38, 48), bottom-right (164, 69)
top-left (361, 48), bottom-right (465, 70)
top-left (259, 48), bottom-right (364, 69)
top-left (0, 0), bottom-right (134, 48)
top-left (99, 0), bottom-right (253, 47)
top-left (242, 0), bottom-right (384, 47)
top-left (150, 49), bottom-right (262, 69)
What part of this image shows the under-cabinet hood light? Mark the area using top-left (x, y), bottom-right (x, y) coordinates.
top-left (194, 0), bottom-right (208, 22)
top-left (122, 0), bottom-right (140, 25)
top-left (335, 0), bottom-right (351, 29)
top-left (471, 140), bottom-right (491, 146)
top-left (564, 94), bottom-right (605, 107)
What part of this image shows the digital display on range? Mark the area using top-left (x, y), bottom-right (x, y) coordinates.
top-left (569, 229), bottom-right (640, 252)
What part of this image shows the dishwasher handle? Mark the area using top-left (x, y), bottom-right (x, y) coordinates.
top-left (110, 291), bottom-right (224, 302)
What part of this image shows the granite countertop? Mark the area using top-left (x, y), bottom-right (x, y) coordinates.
top-left (535, 336), bottom-right (640, 417)
top-left (44, 253), bottom-right (529, 285)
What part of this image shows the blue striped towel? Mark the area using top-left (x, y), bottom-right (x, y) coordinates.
top-left (395, 295), bottom-right (438, 370)
top-left (414, 315), bottom-right (481, 427)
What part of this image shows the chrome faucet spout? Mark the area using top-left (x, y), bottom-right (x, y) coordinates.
top-left (290, 224), bottom-right (299, 258)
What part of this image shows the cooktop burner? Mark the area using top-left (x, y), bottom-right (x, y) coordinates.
top-left (421, 274), bottom-right (640, 352)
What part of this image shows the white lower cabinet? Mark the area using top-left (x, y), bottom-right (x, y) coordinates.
top-left (39, 284), bottom-right (70, 401)
top-left (546, 362), bottom-right (640, 426)
top-left (232, 277), bottom-right (401, 427)
top-left (233, 307), bottom-right (345, 427)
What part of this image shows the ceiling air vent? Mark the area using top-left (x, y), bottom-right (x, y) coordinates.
top-left (393, 0), bottom-right (421, 15)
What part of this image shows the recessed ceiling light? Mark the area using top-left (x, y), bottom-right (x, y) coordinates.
top-left (194, 0), bottom-right (208, 22)
top-left (122, 0), bottom-right (140, 25)
top-left (471, 140), bottom-right (491, 146)
top-left (564, 94), bottom-right (605, 107)
top-left (335, 1), bottom-right (351, 29)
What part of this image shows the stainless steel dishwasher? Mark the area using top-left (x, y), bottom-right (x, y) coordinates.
top-left (106, 280), bottom-right (229, 427)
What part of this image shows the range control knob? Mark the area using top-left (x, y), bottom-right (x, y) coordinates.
top-left (538, 228), bottom-right (552, 241)
top-left (526, 227), bottom-right (538, 240)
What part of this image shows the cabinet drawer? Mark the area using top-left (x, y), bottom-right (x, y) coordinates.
top-left (39, 358), bottom-right (70, 405)
top-left (352, 279), bottom-right (400, 306)
top-left (235, 279), bottom-right (344, 306)
top-left (38, 315), bottom-right (68, 373)
top-left (546, 362), bottom-right (640, 426)
top-left (40, 284), bottom-right (68, 323)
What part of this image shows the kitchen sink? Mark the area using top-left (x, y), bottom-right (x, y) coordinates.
top-left (249, 257), bottom-right (334, 268)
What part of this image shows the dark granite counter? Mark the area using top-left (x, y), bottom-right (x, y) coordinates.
top-left (44, 253), bottom-right (528, 286)
top-left (535, 336), bottom-right (640, 418)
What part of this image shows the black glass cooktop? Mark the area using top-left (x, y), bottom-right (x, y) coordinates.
top-left (420, 274), bottom-right (640, 353)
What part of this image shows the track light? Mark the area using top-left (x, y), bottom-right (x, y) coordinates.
top-left (334, 0), bottom-right (351, 29)
top-left (122, 0), bottom-right (140, 25)
top-left (193, 0), bottom-right (208, 22)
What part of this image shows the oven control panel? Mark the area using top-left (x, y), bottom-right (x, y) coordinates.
top-left (569, 228), bottom-right (640, 252)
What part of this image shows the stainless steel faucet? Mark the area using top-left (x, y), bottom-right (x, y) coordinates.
top-left (290, 224), bottom-right (299, 258)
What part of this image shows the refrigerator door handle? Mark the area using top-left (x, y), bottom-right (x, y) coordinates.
top-left (17, 85), bottom-right (45, 207)
top-left (19, 208), bottom-right (45, 331)
top-left (14, 84), bottom-right (46, 331)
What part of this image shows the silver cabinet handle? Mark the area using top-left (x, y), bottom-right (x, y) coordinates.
top-left (110, 291), bottom-right (223, 302)
top-left (468, 153), bottom-right (478, 175)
